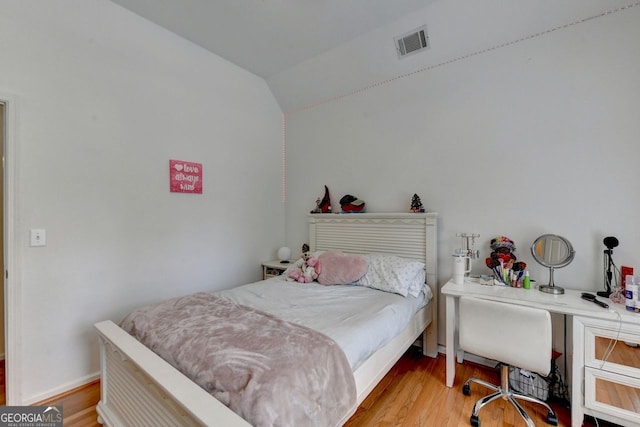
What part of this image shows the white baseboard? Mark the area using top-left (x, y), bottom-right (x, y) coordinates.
top-left (437, 345), bottom-right (497, 369)
top-left (24, 371), bottom-right (100, 405)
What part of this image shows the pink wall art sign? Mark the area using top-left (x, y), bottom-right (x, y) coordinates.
top-left (170, 160), bottom-right (203, 194)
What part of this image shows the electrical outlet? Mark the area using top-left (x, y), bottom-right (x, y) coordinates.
top-left (30, 229), bottom-right (46, 247)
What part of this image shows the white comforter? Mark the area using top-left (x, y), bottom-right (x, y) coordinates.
top-left (215, 277), bottom-right (430, 370)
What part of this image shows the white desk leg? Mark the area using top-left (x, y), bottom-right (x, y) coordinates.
top-left (571, 316), bottom-right (585, 427)
top-left (445, 294), bottom-right (456, 387)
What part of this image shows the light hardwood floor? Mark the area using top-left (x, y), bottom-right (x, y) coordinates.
top-left (0, 357), bottom-right (100, 427)
top-left (0, 350), bottom-right (612, 426)
top-left (345, 348), bottom-right (573, 427)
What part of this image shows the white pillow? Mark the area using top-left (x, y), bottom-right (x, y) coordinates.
top-left (407, 268), bottom-right (427, 298)
top-left (355, 253), bottom-right (426, 297)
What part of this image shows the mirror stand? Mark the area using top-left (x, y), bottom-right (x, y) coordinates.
top-left (539, 266), bottom-right (564, 295)
top-left (531, 234), bottom-right (575, 295)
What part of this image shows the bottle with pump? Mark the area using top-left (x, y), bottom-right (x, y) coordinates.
top-left (523, 271), bottom-right (531, 289)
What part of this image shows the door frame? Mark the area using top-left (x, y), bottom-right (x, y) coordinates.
top-left (2, 92), bottom-right (21, 405)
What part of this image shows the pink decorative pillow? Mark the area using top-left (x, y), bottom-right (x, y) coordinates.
top-left (317, 251), bottom-right (368, 285)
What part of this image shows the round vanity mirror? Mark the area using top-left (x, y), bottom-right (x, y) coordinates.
top-left (531, 234), bottom-right (575, 295)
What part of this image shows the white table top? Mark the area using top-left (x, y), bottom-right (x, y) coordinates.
top-left (262, 259), bottom-right (294, 268)
top-left (442, 278), bottom-right (640, 325)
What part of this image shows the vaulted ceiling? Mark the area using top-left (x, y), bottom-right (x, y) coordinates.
top-left (108, 1), bottom-right (630, 112)
top-left (110, 0), bottom-right (433, 79)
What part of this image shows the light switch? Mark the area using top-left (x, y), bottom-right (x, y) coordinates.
top-left (30, 229), bottom-right (46, 247)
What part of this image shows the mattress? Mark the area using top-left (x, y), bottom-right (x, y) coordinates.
top-left (215, 276), bottom-right (430, 370)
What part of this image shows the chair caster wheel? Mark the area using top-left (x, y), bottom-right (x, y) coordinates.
top-left (470, 414), bottom-right (480, 427)
top-left (462, 384), bottom-right (471, 396)
top-left (546, 412), bottom-right (558, 426)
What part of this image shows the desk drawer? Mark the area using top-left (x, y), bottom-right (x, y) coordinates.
top-left (584, 366), bottom-right (640, 425)
top-left (584, 324), bottom-right (640, 376)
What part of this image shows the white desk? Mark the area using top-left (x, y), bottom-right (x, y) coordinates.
top-left (442, 278), bottom-right (640, 427)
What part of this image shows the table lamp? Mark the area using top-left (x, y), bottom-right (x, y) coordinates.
top-left (277, 246), bottom-right (291, 263)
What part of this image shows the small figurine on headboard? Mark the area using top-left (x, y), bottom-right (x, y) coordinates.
top-left (310, 185), bottom-right (332, 213)
top-left (410, 194), bottom-right (425, 213)
top-left (340, 195), bottom-right (366, 213)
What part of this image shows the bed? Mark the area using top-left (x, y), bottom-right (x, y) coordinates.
top-left (94, 212), bottom-right (438, 426)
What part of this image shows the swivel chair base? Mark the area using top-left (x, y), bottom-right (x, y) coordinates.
top-left (462, 364), bottom-right (558, 427)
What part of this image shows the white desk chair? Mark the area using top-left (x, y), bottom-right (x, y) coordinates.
top-left (459, 296), bottom-right (558, 427)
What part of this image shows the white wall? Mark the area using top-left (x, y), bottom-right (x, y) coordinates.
top-left (268, 0), bottom-right (635, 113)
top-left (1, 0), bottom-right (283, 403)
top-left (283, 1), bottom-right (640, 342)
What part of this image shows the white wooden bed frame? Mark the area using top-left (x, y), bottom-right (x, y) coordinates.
top-left (94, 212), bottom-right (438, 426)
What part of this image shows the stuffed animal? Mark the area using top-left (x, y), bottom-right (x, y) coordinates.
top-left (288, 244), bottom-right (322, 283)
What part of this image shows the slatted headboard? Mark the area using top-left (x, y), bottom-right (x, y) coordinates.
top-left (309, 212), bottom-right (438, 359)
top-left (308, 212), bottom-right (438, 291)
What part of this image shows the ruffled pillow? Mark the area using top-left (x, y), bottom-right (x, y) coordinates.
top-left (317, 251), bottom-right (368, 285)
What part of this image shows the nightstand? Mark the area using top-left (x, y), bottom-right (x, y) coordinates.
top-left (262, 260), bottom-right (292, 280)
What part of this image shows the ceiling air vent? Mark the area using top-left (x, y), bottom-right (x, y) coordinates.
top-left (394, 25), bottom-right (429, 58)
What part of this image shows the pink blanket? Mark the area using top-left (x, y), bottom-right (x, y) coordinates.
top-left (120, 292), bottom-right (357, 427)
